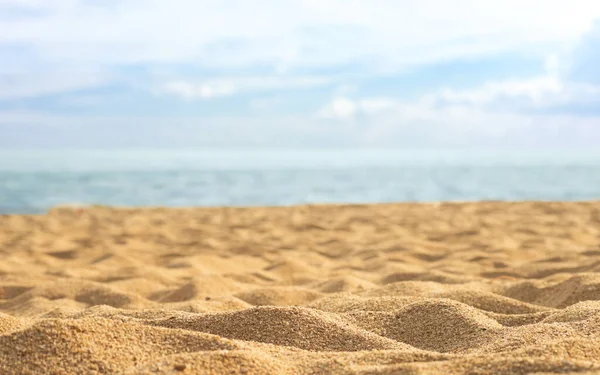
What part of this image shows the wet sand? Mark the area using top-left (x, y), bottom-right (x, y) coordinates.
top-left (1, 202), bottom-right (600, 374)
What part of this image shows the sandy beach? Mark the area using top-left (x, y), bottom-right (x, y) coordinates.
top-left (1, 201), bottom-right (600, 374)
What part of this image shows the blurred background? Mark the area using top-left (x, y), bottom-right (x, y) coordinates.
top-left (1, 1), bottom-right (600, 212)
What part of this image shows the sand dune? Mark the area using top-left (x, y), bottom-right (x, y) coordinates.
top-left (2, 201), bottom-right (600, 374)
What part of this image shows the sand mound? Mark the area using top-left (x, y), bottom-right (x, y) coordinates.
top-left (501, 274), bottom-right (600, 308)
top-left (149, 306), bottom-right (406, 351)
top-left (357, 280), bottom-right (458, 298)
top-left (309, 294), bottom-right (422, 313)
top-left (262, 259), bottom-right (320, 284)
top-left (542, 301), bottom-right (600, 323)
top-left (431, 290), bottom-right (552, 314)
top-left (514, 339), bottom-right (600, 361)
top-left (124, 350), bottom-right (293, 375)
top-left (150, 276), bottom-right (244, 303)
top-left (1, 296), bottom-right (86, 317)
top-left (0, 312), bottom-right (23, 334)
top-left (470, 322), bottom-right (593, 355)
top-left (163, 297), bottom-right (252, 313)
top-left (2, 280), bottom-right (148, 311)
top-left (425, 356), bottom-right (598, 375)
top-left (0, 318), bottom-right (240, 374)
top-left (235, 286), bottom-right (324, 306)
top-left (3, 202), bottom-right (600, 374)
top-left (381, 270), bottom-right (473, 284)
top-left (310, 276), bottom-right (377, 293)
top-left (347, 299), bottom-right (503, 353)
top-left (0, 285), bottom-right (32, 300)
top-left (481, 311), bottom-right (553, 327)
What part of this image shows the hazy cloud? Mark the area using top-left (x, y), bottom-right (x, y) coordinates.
top-left (1, 1), bottom-right (600, 148)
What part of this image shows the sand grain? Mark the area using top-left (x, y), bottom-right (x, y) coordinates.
top-left (2, 202), bottom-right (600, 374)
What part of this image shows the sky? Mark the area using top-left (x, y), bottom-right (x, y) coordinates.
top-left (1, 0), bottom-right (600, 149)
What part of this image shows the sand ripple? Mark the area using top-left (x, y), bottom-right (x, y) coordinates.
top-left (2, 202), bottom-right (600, 374)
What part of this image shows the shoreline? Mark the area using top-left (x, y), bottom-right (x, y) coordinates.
top-left (34, 198), bottom-right (600, 212)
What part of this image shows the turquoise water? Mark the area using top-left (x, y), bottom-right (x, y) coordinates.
top-left (1, 150), bottom-right (600, 214)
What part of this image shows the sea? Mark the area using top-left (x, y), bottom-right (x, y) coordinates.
top-left (1, 149), bottom-right (600, 214)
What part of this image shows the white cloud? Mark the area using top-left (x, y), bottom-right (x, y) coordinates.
top-left (316, 70), bottom-right (600, 146)
top-left (2, 0), bottom-right (600, 70)
top-left (2, 1), bottom-right (600, 150)
top-left (160, 76), bottom-right (332, 99)
top-left (162, 81), bottom-right (236, 99)
top-left (316, 69), bottom-right (600, 119)
top-left (318, 97), bottom-right (357, 119)
top-left (3, 0), bottom-right (600, 103)
top-left (436, 77), bottom-right (600, 109)
top-left (314, 93), bottom-right (600, 148)
top-left (318, 97), bottom-right (402, 119)
top-left (357, 105), bottom-right (600, 148)
top-left (437, 77), bottom-right (564, 104)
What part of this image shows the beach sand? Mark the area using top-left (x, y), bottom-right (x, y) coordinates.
top-left (2, 201), bottom-right (600, 374)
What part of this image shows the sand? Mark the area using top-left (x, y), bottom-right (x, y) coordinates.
top-left (1, 201), bottom-right (600, 374)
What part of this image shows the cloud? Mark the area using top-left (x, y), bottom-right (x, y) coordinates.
top-left (318, 97), bottom-right (357, 119)
top-left (2, 1), bottom-right (600, 150)
top-left (316, 53), bottom-right (600, 146)
top-left (2, 0), bottom-right (600, 70)
top-left (160, 76), bottom-right (333, 99)
top-left (432, 76), bottom-right (600, 113)
top-left (314, 94), bottom-right (600, 149)
top-left (318, 97), bottom-right (399, 119)
top-left (437, 77), bottom-right (563, 104)
top-left (320, 71), bottom-right (600, 122)
top-left (162, 81), bottom-right (236, 100)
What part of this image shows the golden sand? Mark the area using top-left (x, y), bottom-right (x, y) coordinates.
top-left (1, 201), bottom-right (600, 374)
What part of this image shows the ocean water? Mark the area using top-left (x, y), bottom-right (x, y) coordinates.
top-left (1, 150), bottom-right (600, 214)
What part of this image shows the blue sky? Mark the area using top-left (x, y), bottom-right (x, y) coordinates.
top-left (1, 0), bottom-right (600, 149)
